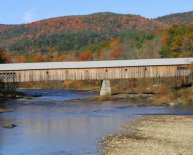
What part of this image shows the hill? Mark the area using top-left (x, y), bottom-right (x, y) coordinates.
top-left (0, 24), bottom-right (16, 32)
top-left (1, 11), bottom-right (193, 63)
top-left (156, 11), bottom-right (193, 25)
top-left (0, 12), bottom-right (166, 57)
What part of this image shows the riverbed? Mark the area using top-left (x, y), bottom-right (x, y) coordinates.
top-left (1, 89), bottom-right (193, 155)
top-left (102, 116), bottom-right (193, 155)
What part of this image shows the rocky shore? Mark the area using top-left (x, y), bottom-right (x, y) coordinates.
top-left (101, 116), bottom-right (193, 155)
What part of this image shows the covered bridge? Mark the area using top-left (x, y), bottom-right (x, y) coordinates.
top-left (0, 58), bottom-right (193, 95)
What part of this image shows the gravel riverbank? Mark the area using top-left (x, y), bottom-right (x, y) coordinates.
top-left (102, 116), bottom-right (193, 155)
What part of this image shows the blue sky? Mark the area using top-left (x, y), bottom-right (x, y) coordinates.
top-left (0, 0), bottom-right (193, 24)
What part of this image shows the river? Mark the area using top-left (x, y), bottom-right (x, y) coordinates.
top-left (1, 89), bottom-right (193, 155)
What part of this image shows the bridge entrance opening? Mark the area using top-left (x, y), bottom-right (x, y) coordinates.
top-left (0, 73), bottom-right (18, 97)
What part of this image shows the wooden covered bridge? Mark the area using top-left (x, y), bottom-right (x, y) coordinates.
top-left (0, 58), bottom-right (193, 95)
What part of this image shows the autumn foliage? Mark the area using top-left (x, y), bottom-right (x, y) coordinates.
top-left (110, 45), bottom-right (125, 59)
top-left (0, 12), bottom-right (166, 58)
top-left (76, 51), bottom-right (92, 61)
top-left (15, 56), bottom-right (27, 63)
top-left (0, 11), bottom-right (192, 63)
top-left (160, 25), bottom-right (193, 58)
top-left (0, 48), bottom-right (10, 63)
top-left (110, 37), bottom-right (120, 48)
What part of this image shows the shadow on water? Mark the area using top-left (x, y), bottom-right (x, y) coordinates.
top-left (1, 89), bottom-right (193, 155)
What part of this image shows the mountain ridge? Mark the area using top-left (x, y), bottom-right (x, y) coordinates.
top-left (156, 11), bottom-right (193, 24)
top-left (1, 10), bottom-right (193, 26)
top-left (0, 11), bottom-right (192, 62)
top-left (0, 12), bottom-right (166, 55)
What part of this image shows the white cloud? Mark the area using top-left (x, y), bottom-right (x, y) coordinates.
top-left (22, 9), bottom-right (36, 23)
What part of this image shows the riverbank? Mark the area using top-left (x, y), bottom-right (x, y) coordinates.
top-left (66, 86), bottom-right (193, 107)
top-left (0, 91), bottom-right (38, 100)
top-left (0, 91), bottom-right (42, 114)
top-left (101, 116), bottom-right (193, 155)
top-left (67, 93), bottom-right (161, 105)
top-left (65, 93), bottom-right (178, 106)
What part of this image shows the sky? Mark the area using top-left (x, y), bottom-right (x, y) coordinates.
top-left (0, 0), bottom-right (193, 24)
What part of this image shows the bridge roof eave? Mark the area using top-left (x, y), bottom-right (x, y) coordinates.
top-left (0, 58), bottom-right (193, 71)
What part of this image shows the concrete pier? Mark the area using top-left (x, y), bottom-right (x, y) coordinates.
top-left (100, 80), bottom-right (111, 96)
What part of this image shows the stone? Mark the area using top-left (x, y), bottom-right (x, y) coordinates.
top-left (2, 123), bottom-right (17, 129)
top-left (169, 103), bottom-right (178, 107)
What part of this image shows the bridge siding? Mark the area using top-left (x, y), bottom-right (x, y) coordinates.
top-left (0, 65), bottom-right (191, 82)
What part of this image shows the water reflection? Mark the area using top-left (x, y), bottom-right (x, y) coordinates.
top-left (0, 90), bottom-right (193, 155)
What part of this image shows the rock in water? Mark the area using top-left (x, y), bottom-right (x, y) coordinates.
top-left (2, 123), bottom-right (17, 129)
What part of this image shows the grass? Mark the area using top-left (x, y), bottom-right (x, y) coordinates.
top-left (152, 86), bottom-right (193, 105)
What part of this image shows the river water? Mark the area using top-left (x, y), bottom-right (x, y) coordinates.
top-left (1, 89), bottom-right (193, 155)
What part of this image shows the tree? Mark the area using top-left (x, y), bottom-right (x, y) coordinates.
top-left (110, 45), bottom-right (125, 59)
top-left (160, 25), bottom-right (193, 58)
top-left (0, 48), bottom-right (8, 63)
top-left (76, 51), bottom-right (92, 61)
top-left (15, 56), bottom-right (26, 63)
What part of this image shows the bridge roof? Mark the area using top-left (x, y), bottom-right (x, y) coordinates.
top-left (0, 58), bottom-right (193, 71)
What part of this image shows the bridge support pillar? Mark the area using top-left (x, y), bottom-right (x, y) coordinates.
top-left (100, 80), bottom-right (111, 96)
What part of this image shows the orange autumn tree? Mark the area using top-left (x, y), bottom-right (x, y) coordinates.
top-left (32, 53), bottom-right (46, 62)
top-left (110, 37), bottom-right (120, 48)
top-left (110, 45), bottom-right (125, 59)
top-left (15, 56), bottom-right (27, 63)
top-left (76, 51), bottom-right (92, 61)
top-left (95, 49), bottom-right (104, 60)
top-left (57, 54), bottom-right (67, 62)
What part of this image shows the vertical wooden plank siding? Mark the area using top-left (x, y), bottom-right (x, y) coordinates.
top-left (0, 65), bottom-right (192, 82)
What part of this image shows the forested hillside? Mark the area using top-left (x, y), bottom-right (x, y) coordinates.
top-left (160, 25), bottom-right (193, 57)
top-left (0, 11), bottom-right (192, 63)
top-left (0, 24), bottom-right (17, 33)
top-left (0, 13), bottom-right (166, 61)
top-left (156, 11), bottom-right (193, 24)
